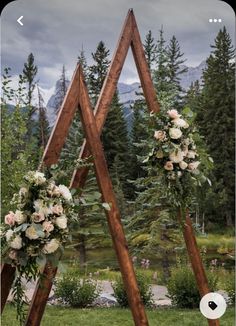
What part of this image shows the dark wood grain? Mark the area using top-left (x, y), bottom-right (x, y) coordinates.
top-left (180, 210), bottom-right (220, 326)
top-left (78, 66), bottom-right (148, 325)
top-left (25, 262), bottom-right (57, 326)
top-left (0, 264), bottom-right (16, 313)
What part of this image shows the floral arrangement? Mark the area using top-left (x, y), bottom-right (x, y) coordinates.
top-left (144, 108), bottom-right (212, 209)
top-left (1, 171), bottom-right (75, 324)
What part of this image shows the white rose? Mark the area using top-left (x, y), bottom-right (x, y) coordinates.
top-left (187, 150), bottom-right (197, 159)
top-left (169, 150), bottom-right (184, 163)
top-left (19, 187), bottom-right (28, 198)
top-left (33, 171), bottom-right (46, 185)
top-left (154, 130), bottom-right (166, 141)
top-left (42, 239), bottom-right (60, 254)
top-left (169, 128), bottom-right (182, 139)
top-left (167, 109), bottom-right (181, 119)
top-left (55, 215), bottom-right (67, 229)
top-left (179, 161), bottom-right (188, 170)
top-left (6, 229), bottom-right (14, 242)
top-left (25, 225), bottom-right (39, 240)
top-left (34, 200), bottom-right (52, 217)
top-left (15, 210), bottom-right (27, 224)
top-left (188, 161), bottom-right (200, 170)
top-left (58, 185), bottom-right (72, 201)
top-left (34, 199), bottom-right (44, 212)
top-left (172, 118), bottom-right (189, 129)
top-left (10, 235), bottom-right (22, 249)
top-left (164, 161), bottom-right (174, 171)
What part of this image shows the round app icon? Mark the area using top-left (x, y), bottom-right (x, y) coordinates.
top-left (200, 292), bottom-right (227, 319)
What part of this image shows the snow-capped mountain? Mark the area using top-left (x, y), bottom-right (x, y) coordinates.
top-left (46, 61), bottom-right (206, 127)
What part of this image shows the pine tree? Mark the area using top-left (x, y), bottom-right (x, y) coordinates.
top-left (185, 80), bottom-right (201, 112)
top-left (166, 35), bottom-right (188, 108)
top-left (78, 48), bottom-right (90, 82)
top-left (22, 53), bottom-right (38, 139)
top-left (89, 41), bottom-right (110, 105)
top-left (196, 27), bottom-right (235, 226)
top-left (101, 92), bottom-right (132, 198)
top-left (144, 30), bottom-right (157, 70)
top-left (54, 65), bottom-right (68, 115)
top-left (36, 85), bottom-right (49, 151)
top-left (23, 53), bottom-right (38, 108)
top-left (153, 27), bottom-right (172, 107)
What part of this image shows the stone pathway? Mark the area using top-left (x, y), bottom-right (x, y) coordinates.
top-left (7, 279), bottom-right (171, 306)
top-left (7, 279), bottom-right (228, 308)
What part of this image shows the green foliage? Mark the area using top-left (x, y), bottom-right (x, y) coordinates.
top-left (1, 69), bottom-right (36, 217)
top-left (226, 274), bottom-right (235, 305)
top-left (196, 27), bottom-right (235, 226)
top-left (167, 266), bottom-right (218, 308)
top-left (54, 273), bottom-right (100, 307)
top-left (112, 272), bottom-right (154, 307)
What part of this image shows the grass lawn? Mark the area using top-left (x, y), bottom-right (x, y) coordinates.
top-left (1, 305), bottom-right (235, 326)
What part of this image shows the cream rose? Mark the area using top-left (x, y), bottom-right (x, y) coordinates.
top-left (6, 229), bottom-right (14, 242)
top-left (169, 150), bottom-right (184, 163)
top-left (42, 239), bottom-right (60, 254)
top-left (5, 211), bottom-right (16, 226)
top-left (167, 109), bottom-right (181, 119)
top-left (58, 185), bottom-right (72, 201)
top-left (15, 210), bottom-right (27, 224)
top-left (187, 150), bottom-right (196, 159)
top-left (55, 215), bottom-right (67, 229)
top-left (25, 225), bottom-right (39, 240)
top-left (33, 171), bottom-right (46, 185)
top-left (9, 250), bottom-right (18, 260)
top-left (169, 128), bottom-right (182, 139)
top-left (10, 235), bottom-right (22, 249)
top-left (42, 221), bottom-right (54, 233)
top-left (188, 161), bottom-right (200, 170)
top-left (154, 130), bottom-right (166, 141)
top-left (179, 161), bottom-right (188, 170)
top-left (164, 161), bottom-right (174, 171)
top-left (32, 212), bottom-right (45, 223)
top-left (172, 118), bottom-right (189, 129)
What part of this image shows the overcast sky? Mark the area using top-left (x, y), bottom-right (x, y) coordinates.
top-left (1, 0), bottom-right (235, 90)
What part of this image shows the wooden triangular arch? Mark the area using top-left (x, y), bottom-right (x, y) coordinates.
top-left (1, 10), bottom-right (219, 326)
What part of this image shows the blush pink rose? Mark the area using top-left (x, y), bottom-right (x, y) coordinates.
top-left (52, 205), bottom-right (63, 215)
top-left (42, 221), bottom-right (54, 233)
top-left (5, 211), bottom-right (16, 226)
top-left (167, 109), bottom-right (181, 119)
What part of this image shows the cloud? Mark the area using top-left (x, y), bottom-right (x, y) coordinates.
top-left (1, 0), bottom-right (235, 88)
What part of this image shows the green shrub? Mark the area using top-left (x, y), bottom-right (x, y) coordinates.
top-left (226, 274), bottom-right (235, 305)
top-left (112, 272), bottom-right (154, 307)
top-left (54, 273), bottom-right (100, 307)
top-left (167, 266), bottom-right (218, 308)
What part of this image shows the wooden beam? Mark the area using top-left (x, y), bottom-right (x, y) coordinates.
top-left (25, 262), bottom-right (57, 326)
top-left (130, 12), bottom-right (160, 114)
top-left (42, 65), bottom-right (81, 166)
top-left (0, 264), bottom-right (16, 313)
top-left (78, 66), bottom-right (148, 326)
top-left (180, 210), bottom-right (220, 326)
